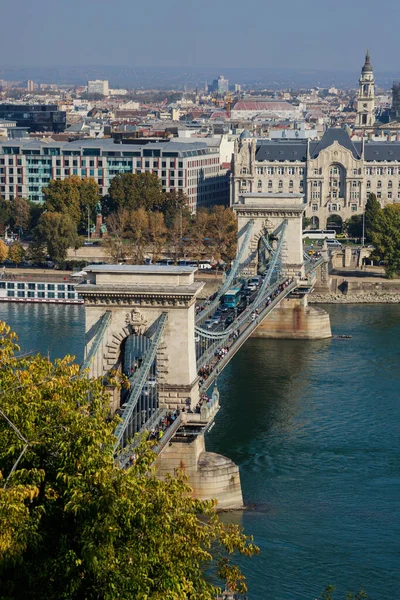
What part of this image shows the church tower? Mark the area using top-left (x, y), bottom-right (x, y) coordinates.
top-left (356, 50), bottom-right (375, 129)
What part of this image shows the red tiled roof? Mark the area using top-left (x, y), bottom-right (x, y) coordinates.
top-left (233, 101), bottom-right (295, 111)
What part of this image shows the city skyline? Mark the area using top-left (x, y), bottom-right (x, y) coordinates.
top-left (1, 0), bottom-right (400, 72)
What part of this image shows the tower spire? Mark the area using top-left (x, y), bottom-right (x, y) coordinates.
top-left (356, 50), bottom-right (375, 130)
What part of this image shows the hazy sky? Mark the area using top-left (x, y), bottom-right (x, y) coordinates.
top-left (1, 0), bottom-right (400, 71)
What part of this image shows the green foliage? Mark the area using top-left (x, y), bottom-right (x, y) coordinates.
top-left (364, 193), bottom-right (381, 243)
top-left (105, 172), bottom-right (165, 214)
top-left (26, 236), bottom-right (47, 263)
top-left (0, 199), bottom-right (11, 234)
top-left (0, 198), bottom-right (37, 237)
top-left (344, 215), bottom-right (363, 239)
top-left (36, 212), bottom-right (79, 263)
top-left (0, 323), bottom-right (258, 599)
top-left (42, 176), bottom-right (100, 232)
top-left (370, 204), bottom-right (400, 277)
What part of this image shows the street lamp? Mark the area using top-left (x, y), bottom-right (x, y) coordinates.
top-left (361, 210), bottom-right (365, 247)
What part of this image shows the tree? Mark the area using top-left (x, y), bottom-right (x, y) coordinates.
top-left (189, 210), bottom-right (210, 263)
top-left (26, 237), bottom-right (47, 263)
top-left (0, 199), bottom-right (11, 235)
top-left (0, 239), bottom-right (8, 263)
top-left (105, 173), bottom-right (165, 214)
top-left (102, 236), bottom-right (127, 263)
top-left (345, 215), bottom-right (363, 239)
top-left (9, 198), bottom-right (30, 234)
top-left (42, 177), bottom-right (82, 222)
top-left (124, 208), bottom-right (149, 264)
top-left (163, 190), bottom-right (190, 227)
top-left (208, 206), bottom-right (237, 265)
top-left (168, 213), bottom-right (190, 262)
top-left (0, 323), bottom-right (258, 599)
top-left (35, 212), bottom-right (78, 263)
top-left (148, 211), bottom-right (167, 263)
top-left (370, 204), bottom-right (400, 278)
top-left (7, 242), bottom-right (24, 265)
top-left (42, 177), bottom-right (100, 232)
top-left (79, 178), bottom-right (101, 234)
top-left (364, 193), bottom-right (381, 243)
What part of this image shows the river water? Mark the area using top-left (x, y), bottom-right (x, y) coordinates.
top-left (0, 302), bottom-right (399, 600)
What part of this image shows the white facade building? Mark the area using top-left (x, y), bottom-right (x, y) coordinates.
top-left (87, 80), bottom-right (109, 97)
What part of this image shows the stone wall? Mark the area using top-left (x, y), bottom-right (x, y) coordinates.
top-left (310, 292), bottom-right (400, 304)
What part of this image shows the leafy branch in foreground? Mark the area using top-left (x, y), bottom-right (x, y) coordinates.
top-left (0, 321), bottom-right (258, 600)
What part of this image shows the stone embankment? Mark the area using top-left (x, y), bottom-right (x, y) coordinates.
top-left (309, 292), bottom-right (400, 304)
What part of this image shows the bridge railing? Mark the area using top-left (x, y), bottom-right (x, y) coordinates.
top-left (81, 310), bottom-right (111, 375)
top-left (196, 219), bottom-right (254, 325)
top-left (198, 278), bottom-right (297, 393)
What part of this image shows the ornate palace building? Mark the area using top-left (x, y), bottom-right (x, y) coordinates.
top-left (232, 127), bottom-right (400, 230)
top-left (232, 53), bottom-right (400, 230)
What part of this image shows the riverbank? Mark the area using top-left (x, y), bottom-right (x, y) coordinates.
top-left (311, 266), bottom-right (400, 303)
top-left (309, 292), bottom-right (400, 303)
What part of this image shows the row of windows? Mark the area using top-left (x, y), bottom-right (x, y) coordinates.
top-left (0, 156), bottom-right (197, 169)
top-left (242, 165), bottom-right (400, 176)
top-left (0, 282), bottom-right (75, 291)
top-left (244, 167), bottom-right (305, 175)
top-left (246, 179), bottom-right (304, 189)
top-left (312, 203), bottom-right (359, 212)
top-left (6, 290), bottom-right (77, 299)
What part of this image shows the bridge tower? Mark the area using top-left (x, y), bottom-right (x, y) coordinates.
top-left (77, 265), bottom-right (243, 510)
top-left (233, 193), bottom-right (331, 339)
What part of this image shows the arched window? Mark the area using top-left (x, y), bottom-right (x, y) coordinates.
top-left (278, 180), bottom-right (283, 189)
top-left (388, 180), bottom-right (393, 188)
top-left (257, 180), bottom-right (262, 188)
top-left (377, 180), bottom-right (382, 188)
top-left (289, 180), bottom-right (294, 188)
top-left (268, 180), bottom-right (272, 188)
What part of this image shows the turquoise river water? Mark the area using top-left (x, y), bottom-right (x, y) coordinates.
top-left (0, 302), bottom-right (398, 600)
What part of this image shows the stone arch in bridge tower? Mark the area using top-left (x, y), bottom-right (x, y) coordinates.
top-left (233, 192), bottom-right (306, 277)
top-left (77, 266), bottom-right (205, 412)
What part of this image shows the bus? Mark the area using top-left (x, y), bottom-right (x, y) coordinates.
top-left (302, 229), bottom-right (336, 240)
top-left (222, 286), bottom-right (242, 308)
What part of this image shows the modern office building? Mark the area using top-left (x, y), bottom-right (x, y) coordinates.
top-left (232, 127), bottom-right (400, 230)
top-left (0, 104), bottom-right (66, 133)
top-left (87, 80), bottom-right (109, 96)
top-left (0, 139), bottom-right (229, 212)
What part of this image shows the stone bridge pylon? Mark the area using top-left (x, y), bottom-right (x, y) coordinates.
top-left (233, 193), bottom-right (332, 339)
top-left (77, 266), bottom-right (244, 510)
top-left (78, 265), bottom-right (204, 412)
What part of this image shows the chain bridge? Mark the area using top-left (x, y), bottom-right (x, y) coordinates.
top-left (77, 193), bottom-right (331, 509)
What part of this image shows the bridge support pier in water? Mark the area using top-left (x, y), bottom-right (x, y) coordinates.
top-left (233, 192), bottom-right (332, 340)
top-left (252, 295), bottom-right (332, 339)
top-left (156, 432), bottom-right (243, 510)
top-left (78, 265), bottom-right (244, 509)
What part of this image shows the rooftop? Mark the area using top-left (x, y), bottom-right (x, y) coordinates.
top-left (84, 265), bottom-right (196, 274)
